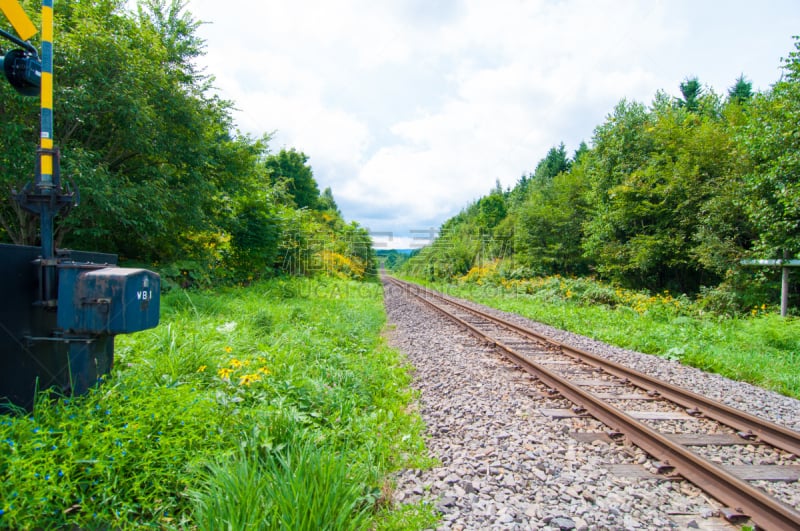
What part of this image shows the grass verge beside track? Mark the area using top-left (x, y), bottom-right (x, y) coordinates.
top-left (0, 277), bottom-right (437, 530)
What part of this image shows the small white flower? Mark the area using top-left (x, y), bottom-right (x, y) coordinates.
top-left (216, 321), bottom-right (237, 333)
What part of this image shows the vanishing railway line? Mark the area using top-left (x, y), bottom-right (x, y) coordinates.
top-left (385, 276), bottom-right (800, 531)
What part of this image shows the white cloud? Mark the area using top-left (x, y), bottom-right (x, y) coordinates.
top-left (185, 0), bottom-right (800, 244)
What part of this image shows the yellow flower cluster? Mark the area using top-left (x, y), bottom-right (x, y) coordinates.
top-left (204, 350), bottom-right (272, 386)
top-left (459, 260), bottom-right (501, 285)
top-left (498, 276), bottom-right (553, 293)
top-left (612, 288), bottom-right (683, 315)
top-left (317, 250), bottom-right (367, 280)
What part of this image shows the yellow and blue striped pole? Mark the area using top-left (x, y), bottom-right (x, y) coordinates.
top-left (40, 0), bottom-right (53, 188)
top-left (38, 0), bottom-right (55, 260)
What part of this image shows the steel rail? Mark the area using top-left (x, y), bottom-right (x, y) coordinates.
top-left (387, 276), bottom-right (800, 531)
top-left (389, 278), bottom-right (800, 456)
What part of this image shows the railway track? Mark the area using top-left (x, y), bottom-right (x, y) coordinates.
top-left (385, 276), bottom-right (800, 531)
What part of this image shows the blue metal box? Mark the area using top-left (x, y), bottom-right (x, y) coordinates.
top-left (57, 266), bottom-right (160, 334)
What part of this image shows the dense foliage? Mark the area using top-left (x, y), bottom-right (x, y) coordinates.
top-left (404, 37), bottom-right (800, 313)
top-left (0, 0), bottom-right (374, 285)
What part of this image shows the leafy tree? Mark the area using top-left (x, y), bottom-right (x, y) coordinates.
top-left (506, 173), bottom-right (532, 207)
top-left (0, 100), bottom-right (38, 244)
top-left (582, 98), bottom-right (654, 272)
top-left (49, 0), bottom-right (245, 261)
top-left (738, 37), bottom-right (800, 260)
top-left (690, 101), bottom-right (756, 277)
top-left (573, 141), bottom-right (589, 165)
top-left (0, 0), bottom-right (375, 286)
top-left (137, 0), bottom-right (204, 86)
top-left (265, 149), bottom-right (321, 210)
top-left (319, 187), bottom-right (340, 214)
top-left (533, 143), bottom-right (570, 185)
top-left (727, 74), bottom-right (753, 104)
top-left (227, 190), bottom-right (282, 277)
top-left (583, 93), bottom-right (735, 291)
top-left (337, 221), bottom-right (377, 276)
top-left (515, 164), bottom-right (590, 275)
top-left (476, 192), bottom-right (507, 231)
top-left (677, 76), bottom-right (704, 112)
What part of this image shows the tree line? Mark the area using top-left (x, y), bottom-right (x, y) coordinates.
top-left (0, 0), bottom-right (375, 287)
top-left (404, 38), bottom-right (800, 313)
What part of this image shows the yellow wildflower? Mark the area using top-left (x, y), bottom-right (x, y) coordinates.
top-left (197, 365), bottom-right (207, 373)
top-left (238, 373), bottom-right (262, 386)
top-left (224, 346), bottom-right (233, 353)
top-left (229, 359), bottom-right (243, 369)
top-left (257, 366), bottom-right (271, 376)
top-left (217, 367), bottom-right (233, 380)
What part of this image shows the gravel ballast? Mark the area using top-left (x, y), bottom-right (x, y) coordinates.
top-left (383, 280), bottom-right (800, 530)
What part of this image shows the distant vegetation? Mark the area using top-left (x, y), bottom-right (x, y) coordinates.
top-left (403, 38), bottom-right (800, 314)
top-left (376, 249), bottom-right (414, 271)
top-left (0, 0), bottom-right (375, 287)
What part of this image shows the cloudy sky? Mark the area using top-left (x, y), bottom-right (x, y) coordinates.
top-left (184, 0), bottom-right (799, 249)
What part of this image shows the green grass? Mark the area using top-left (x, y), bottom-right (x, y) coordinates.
top-left (402, 275), bottom-right (800, 399)
top-left (0, 277), bottom-right (435, 529)
top-left (189, 436), bottom-right (377, 530)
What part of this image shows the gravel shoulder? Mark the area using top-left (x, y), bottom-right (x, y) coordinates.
top-left (383, 280), bottom-right (800, 530)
